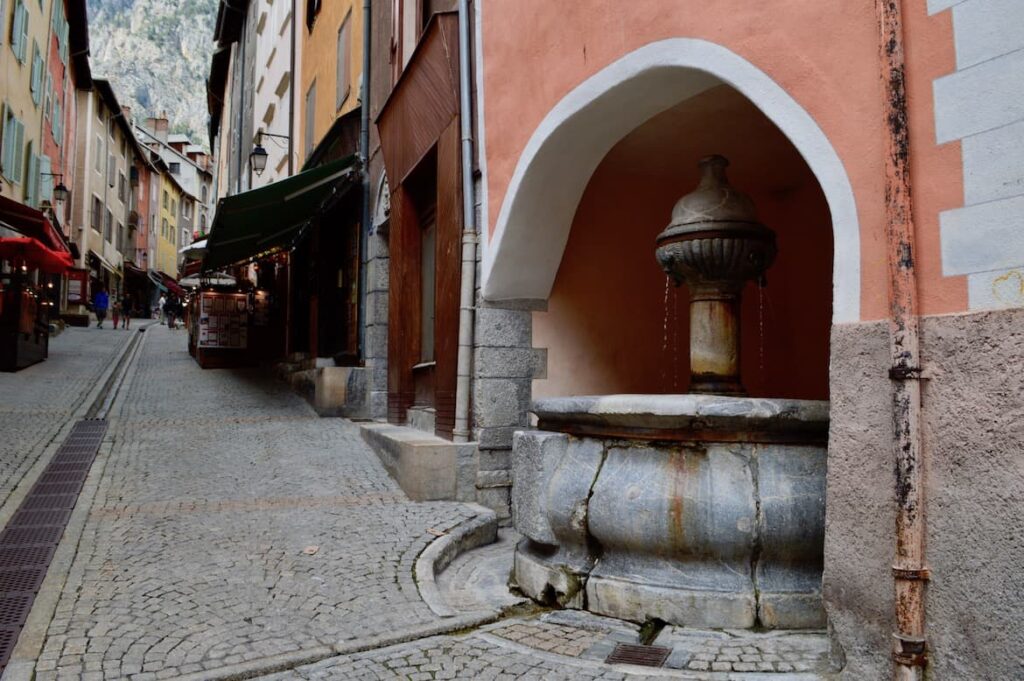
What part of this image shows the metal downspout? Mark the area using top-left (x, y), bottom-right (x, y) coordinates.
top-left (452, 0), bottom-right (478, 443)
top-left (358, 0), bottom-right (371, 361)
top-left (288, 0), bottom-right (296, 176)
top-left (878, 1), bottom-right (929, 678)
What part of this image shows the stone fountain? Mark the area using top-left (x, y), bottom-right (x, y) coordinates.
top-left (511, 155), bottom-right (828, 629)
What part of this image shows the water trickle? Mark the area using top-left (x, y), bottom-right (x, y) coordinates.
top-left (663, 278), bottom-right (670, 390)
top-left (672, 285), bottom-right (680, 391)
top-left (758, 284), bottom-right (766, 380)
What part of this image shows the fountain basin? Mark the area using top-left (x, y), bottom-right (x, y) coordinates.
top-left (512, 394), bottom-right (828, 629)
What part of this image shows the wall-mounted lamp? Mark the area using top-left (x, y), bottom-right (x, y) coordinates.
top-left (250, 131), bottom-right (290, 177)
top-left (40, 172), bottom-right (69, 203)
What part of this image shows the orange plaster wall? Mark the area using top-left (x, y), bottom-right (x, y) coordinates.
top-left (481, 0), bottom-right (966, 320)
top-left (533, 87), bottom-right (832, 400)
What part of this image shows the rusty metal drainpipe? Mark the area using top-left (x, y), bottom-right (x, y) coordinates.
top-left (878, 1), bottom-right (929, 678)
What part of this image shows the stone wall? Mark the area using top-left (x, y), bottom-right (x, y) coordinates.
top-left (825, 308), bottom-right (1024, 678)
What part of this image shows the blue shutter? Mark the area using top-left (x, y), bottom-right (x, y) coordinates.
top-left (39, 155), bottom-right (51, 202)
top-left (11, 118), bottom-right (24, 184)
top-left (30, 42), bottom-right (42, 105)
top-left (24, 146), bottom-right (37, 205)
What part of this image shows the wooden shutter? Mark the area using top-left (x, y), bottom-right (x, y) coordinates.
top-left (336, 13), bottom-right (351, 109)
top-left (387, 185), bottom-right (421, 424)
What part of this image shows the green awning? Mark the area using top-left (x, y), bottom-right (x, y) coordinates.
top-left (202, 155), bottom-right (360, 271)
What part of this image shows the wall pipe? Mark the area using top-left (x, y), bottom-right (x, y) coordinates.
top-left (357, 0), bottom-right (371, 361)
top-left (877, 1), bottom-right (929, 678)
top-left (452, 0), bottom-right (478, 443)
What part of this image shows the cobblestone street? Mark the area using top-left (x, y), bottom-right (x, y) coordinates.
top-left (2, 326), bottom-right (834, 680)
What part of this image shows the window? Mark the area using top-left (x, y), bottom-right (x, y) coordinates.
top-left (104, 209), bottom-right (113, 243)
top-left (91, 197), bottom-right (102, 232)
top-left (10, 0), bottom-right (28, 63)
top-left (163, 190), bottom-right (168, 208)
top-left (420, 215), bottom-right (436, 362)
top-left (305, 0), bottom-right (321, 30)
top-left (94, 135), bottom-right (103, 172)
top-left (1, 107), bottom-right (25, 183)
top-left (116, 222), bottom-right (124, 251)
top-left (200, 214), bottom-right (207, 232)
top-left (169, 162), bottom-right (180, 174)
top-left (336, 12), bottom-right (351, 110)
top-left (304, 81), bottom-right (316, 157)
top-left (118, 172), bottom-right (126, 202)
top-left (162, 217), bottom-right (168, 238)
top-left (30, 41), bottom-right (43, 105)
top-left (39, 155), bottom-right (52, 202)
top-left (171, 199), bottom-right (176, 216)
top-left (201, 185), bottom-right (208, 203)
top-left (52, 98), bottom-right (62, 145)
top-left (107, 153), bottom-right (115, 187)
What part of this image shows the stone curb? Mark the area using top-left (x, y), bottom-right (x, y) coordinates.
top-left (172, 646), bottom-right (336, 681)
top-left (415, 503), bottom-right (499, 617)
top-left (331, 611), bottom-right (499, 656)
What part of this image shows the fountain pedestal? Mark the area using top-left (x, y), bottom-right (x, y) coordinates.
top-left (512, 395), bottom-right (828, 629)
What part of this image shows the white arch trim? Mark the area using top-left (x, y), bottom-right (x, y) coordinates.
top-left (480, 38), bottom-right (861, 324)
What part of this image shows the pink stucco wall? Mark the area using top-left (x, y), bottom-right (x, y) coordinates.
top-left (480, 0), bottom-right (967, 320)
top-left (533, 86), bottom-right (832, 399)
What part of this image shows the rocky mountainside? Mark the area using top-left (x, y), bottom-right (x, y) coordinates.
top-left (87, 0), bottom-right (217, 146)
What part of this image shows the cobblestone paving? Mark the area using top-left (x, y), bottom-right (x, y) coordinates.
top-left (33, 326), bottom-right (482, 681)
top-left (261, 611), bottom-right (833, 680)
top-left (0, 326), bottom-right (133, 511)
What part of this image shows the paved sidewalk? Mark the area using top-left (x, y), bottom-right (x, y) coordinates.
top-left (29, 326), bottom-right (484, 681)
top-left (0, 326), bottom-right (134, 512)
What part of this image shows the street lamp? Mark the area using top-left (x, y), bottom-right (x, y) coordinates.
top-left (250, 131), bottom-right (290, 177)
top-left (41, 172), bottom-right (69, 203)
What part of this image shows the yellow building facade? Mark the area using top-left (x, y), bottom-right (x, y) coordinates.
top-left (155, 172), bottom-right (184, 275)
top-left (0, 0), bottom-right (54, 202)
top-left (299, 0), bottom-right (363, 163)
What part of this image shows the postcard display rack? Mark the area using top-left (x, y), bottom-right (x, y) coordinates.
top-left (194, 291), bottom-right (252, 368)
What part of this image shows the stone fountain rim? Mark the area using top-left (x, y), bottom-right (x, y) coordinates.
top-left (531, 394), bottom-right (829, 441)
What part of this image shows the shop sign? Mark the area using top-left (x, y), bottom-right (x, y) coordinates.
top-left (67, 268), bottom-right (89, 304)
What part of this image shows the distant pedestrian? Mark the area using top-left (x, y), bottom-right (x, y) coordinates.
top-left (158, 293), bottom-right (167, 322)
top-left (93, 287), bottom-right (109, 329)
top-left (121, 293), bottom-right (133, 329)
top-left (111, 297), bottom-right (122, 329)
top-left (166, 295), bottom-right (178, 330)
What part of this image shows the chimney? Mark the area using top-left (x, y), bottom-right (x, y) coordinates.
top-left (144, 116), bottom-right (158, 133)
top-left (154, 113), bottom-right (169, 143)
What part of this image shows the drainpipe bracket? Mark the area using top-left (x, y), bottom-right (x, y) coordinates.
top-left (891, 565), bottom-right (930, 581)
top-left (888, 366), bottom-right (922, 380)
top-left (892, 633), bottom-right (928, 667)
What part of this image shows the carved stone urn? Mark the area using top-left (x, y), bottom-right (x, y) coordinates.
top-left (655, 155), bottom-right (776, 395)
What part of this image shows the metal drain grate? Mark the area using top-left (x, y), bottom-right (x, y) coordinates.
top-left (32, 482), bottom-right (84, 496)
top-left (8, 509), bottom-right (72, 528)
top-left (0, 527), bottom-right (64, 546)
top-left (0, 568), bottom-right (46, 595)
top-left (605, 643), bottom-right (672, 667)
top-left (20, 494), bottom-right (79, 511)
top-left (0, 418), bottom-right (106, 673)
top-left (0, 546), bottom-right (55, 570)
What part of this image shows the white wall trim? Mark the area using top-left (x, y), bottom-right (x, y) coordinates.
top-left (480, 38), bottom-right (862, 323)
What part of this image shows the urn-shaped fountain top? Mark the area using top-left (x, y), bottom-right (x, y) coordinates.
top-left (661, 155), bottom-right (763, 239)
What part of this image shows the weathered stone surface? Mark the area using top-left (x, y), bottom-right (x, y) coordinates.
top-left (473, 347), bottom-right (546, 379)
top-left (474, 308), bottom-right (532, 348)
top-left (510, 430), bottom-right (567, 546)
top-left (823, 320), bottom-right (896, 681)
top-left (545, 437), bottom-right (604, 567)
top-left (473, 378), bottom-right (530, 429)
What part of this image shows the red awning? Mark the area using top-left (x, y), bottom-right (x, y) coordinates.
top-left (0, 194), bottom-right (71, 255)
top-left (158, 271), bottom-right (184, 297)
top-left (0, 237), bottom-right (74, 273)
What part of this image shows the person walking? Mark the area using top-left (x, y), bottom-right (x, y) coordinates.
top-left (121, 293), bottom-right (133, 329)
top-left (111, 296), bottom-right (122, 329)
top-left (158, 293), bottom-right (167, 322)
top-left (166, 295), bottom-right (177, 330)
top-left (94, 286), bottom-right (109, 329)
